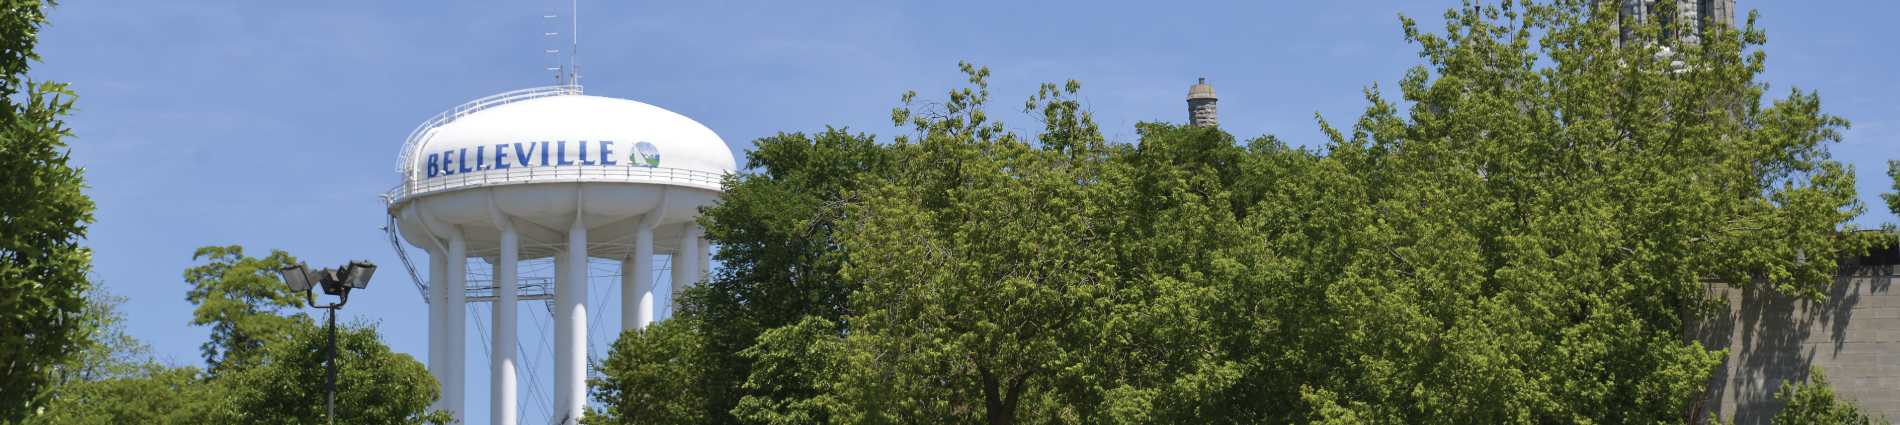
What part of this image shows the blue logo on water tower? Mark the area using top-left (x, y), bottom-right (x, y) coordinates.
top-left (632, 141), bottom-right (660, 167)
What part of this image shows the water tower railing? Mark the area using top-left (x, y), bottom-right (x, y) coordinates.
top-left (387, 165), bottom-right (726, 201)
top-left (394, 85), bottom-right (585, 174)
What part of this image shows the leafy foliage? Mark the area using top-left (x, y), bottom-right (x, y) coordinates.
top-left (701, 127), bottom-right (892, 330)
top-left (0, 0), bottom-right (94, 420)
top-left (588, 317), bottom-right (713, 425)
top-left (33, 287), bottom-right (214, 425)
top-left (184, 246), bottom-right (307, 372)
top-left (211, 317), bottom-right (450, 425)
top-left (594, 125), bottom-right (895, 424)
top-left (831, 66), bottom-right (1111, 425)
top-left (592, 2), bottom-right (1875, 424)
top-left (1091, 1), bottom-right (1865, 421)
top-left (732, 316), bottom-right (846, 425)
top-left (1765, 366), bottom-right (1889, 425)
top-left (684, 127), bottom-right (894, 421)
top-left (34, 246), bottom-right (447, 424)
top-left (45, 287), bottom-right (153, 388)
top-left (34, 364), bottom-right (213, 425)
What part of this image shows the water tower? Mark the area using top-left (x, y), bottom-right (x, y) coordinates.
top-left (383, 84), bottom-right (734, 425)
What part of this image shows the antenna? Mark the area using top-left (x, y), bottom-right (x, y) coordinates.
top-left (570, 0), bottom-right (579, 87)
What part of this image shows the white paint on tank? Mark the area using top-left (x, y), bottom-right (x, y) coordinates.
top-left (405, 95), bottom-right (737, 183)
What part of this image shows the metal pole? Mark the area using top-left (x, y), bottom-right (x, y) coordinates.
top-left (327, 305), bottom-right (338, 424)
top-left (296, 270), bottom-right (353, 425)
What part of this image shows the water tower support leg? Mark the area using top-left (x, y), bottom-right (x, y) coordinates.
top-left (618, 258), bottom-right (634, 334)
top-left (671, 222), bottom-right (699, 315)
top-left (561, 219), bottom-right (589, 424)
top-left (492, 213), bottom-right (519, 425)
top-left (696, 228), bottom-right (710, 283)
top-left (447, 226), bottom-right (469, 423)
top-left (428, 251), bottom-right (448, 414)
top-left (630, 227), bottom-right (654, 330)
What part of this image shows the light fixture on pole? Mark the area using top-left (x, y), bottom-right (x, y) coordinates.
top-left (280, 260), bottom-right (377, 424)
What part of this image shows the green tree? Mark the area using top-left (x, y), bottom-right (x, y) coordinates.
top-left (46, 287), bottom-right (153, 388)
top-left (831, 65), bottom-right (1112, 425)
top-left (33, 365), bottom-right (213, 425)
top-left (1079, 123), bottom-right (1320, 422)
top-left (184, 246), bottom-right (306, 371)
top-left (33, 287), bottom-right (217, 424)
top-left (211, 318), bottom-right (451, 425)
top-left (1129, 1), bottom-right (1866, 422)
top-left (731, 316), bottom-right (846, 425)
top-left (588, 317), bottom-right (714, 425)
top-left (688, 127), bottom-right (893, 421)
top-left (28, 245), bottom-right (449, 424)
top-left (1764, 366), bottom-right (1889, 425)
top-left (701, 127), bottom-right (891, 330)
top-left (0, 0), bottom-right (93, 420)
top-left (591, 127), bottom-right (894, 424)
top-left (591, 2), bottom-right (1873, 423)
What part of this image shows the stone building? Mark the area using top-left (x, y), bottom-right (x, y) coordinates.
top-left (1187, 78), bottom-right (1217, 128)
top-left (1612, 0), bottom-right (1737, 46)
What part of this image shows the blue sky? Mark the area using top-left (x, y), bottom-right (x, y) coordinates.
top-left (35, 0), bottom-right (1900, 422)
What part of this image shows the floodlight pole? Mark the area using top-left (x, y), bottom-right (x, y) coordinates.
top-left (280, 260), bottom-right (372, 425)
top-left (308, 289), bottom-right (351, 425)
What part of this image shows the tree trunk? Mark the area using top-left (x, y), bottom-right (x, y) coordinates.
top-left (981, 368), bottom-right (1030, 425)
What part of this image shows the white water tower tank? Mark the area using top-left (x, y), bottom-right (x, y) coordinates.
top-left (383, 85), bottom-right (735, 425)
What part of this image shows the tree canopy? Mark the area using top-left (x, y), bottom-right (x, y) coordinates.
top-left (590, 0), bottom-right (1882, 423)
top-left (28, 246), bottom-right (449, 425)
top-left (184, 246), bottom-right (309, 372)
top-left (210, 318), bottom-right (450, 425)
top-left (31, 288), bottom-right (213, 425)
top-left (0, 0), bottom-right (94, 420)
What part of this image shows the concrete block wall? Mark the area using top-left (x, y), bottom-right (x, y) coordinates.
top-left (1691, 264), bottom-right (1900, 424)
